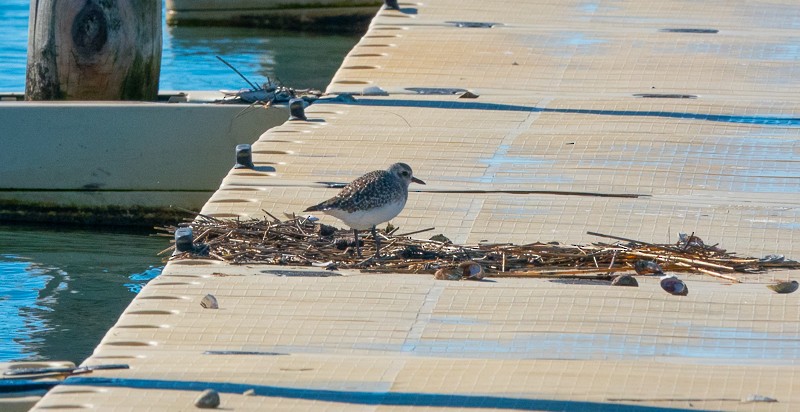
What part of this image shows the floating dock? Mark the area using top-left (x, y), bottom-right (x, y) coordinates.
top-left (0, 92), bottom-right (288, 225)
top-left (166, 0), bottom-right (382, 31)
top-left (31, 0), bottom-right (800, 410)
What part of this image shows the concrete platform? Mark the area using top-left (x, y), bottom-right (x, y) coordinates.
top-left (32, 0), bottom-right (800, 410)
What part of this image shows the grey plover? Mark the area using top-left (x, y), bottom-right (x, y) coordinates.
top-left (304, 163), bottom-right (425, 257)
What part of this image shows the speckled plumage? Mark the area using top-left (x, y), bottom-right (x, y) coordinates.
top-left (305, 163), bottom-right (425, 231)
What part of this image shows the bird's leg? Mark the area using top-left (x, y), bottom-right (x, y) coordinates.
top-left (372, 225), bottom-right (381, 258)
top-left (353, 228), bottom-right (362, 258)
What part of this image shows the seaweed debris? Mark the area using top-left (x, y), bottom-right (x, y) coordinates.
top-left (156, 213), bottom-right (800, 281)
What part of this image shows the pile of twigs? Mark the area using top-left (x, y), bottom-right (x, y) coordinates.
top-left (157, 213), bottom-right (799, 282)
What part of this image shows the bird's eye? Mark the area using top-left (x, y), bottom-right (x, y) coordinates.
top-left (402, 171), bottom-right (409, 176)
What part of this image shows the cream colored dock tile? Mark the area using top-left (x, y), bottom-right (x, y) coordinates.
top-left (34, 0), bottom-right (800, 411)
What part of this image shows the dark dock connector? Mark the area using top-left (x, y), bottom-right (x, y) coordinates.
top-left (289, 98), bottom-right (307, 121)
top-left (174, 227), bottom-right (194, 253)
top-left (234, 144), bottom-right (255, 169)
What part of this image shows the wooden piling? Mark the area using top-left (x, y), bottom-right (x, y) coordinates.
top-left (25, 0), bottom-right (161, 100)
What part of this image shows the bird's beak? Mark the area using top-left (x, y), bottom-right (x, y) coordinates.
top-left (412, 177), bottom-right (426, 185)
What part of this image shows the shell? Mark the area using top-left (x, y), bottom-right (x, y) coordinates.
top-left (362, 85), bottom-right (388, 96)
top-left (460, 261), bottom-right (485, 280)
top-left (434, 267), bottom-right (461, 281)
top-left (200, 294), bottom-right (219, 309)
top-left (767, 280), bottom-right (798, 294)
top-left (194, 389), bottom-right (220, 409)
top-left (660, 275), bottom-right (688, 296)
top-left (633, 260), bottom-right (663, 275)
top-left (741, 394), bottom-right (778, 403)
top-left (611, 275), bottom-right (638, 287)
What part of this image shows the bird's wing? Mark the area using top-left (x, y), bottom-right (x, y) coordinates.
top-left (306, 170), bottom-right (393, 212)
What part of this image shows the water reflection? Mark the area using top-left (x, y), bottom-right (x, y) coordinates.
top-left (0, 225), bottom-right (167, 363)
top-left (0, 256), bottom-right (66, 360)
top-left (0, 0), bottom-right (362, 93)
top-left (163, 25), bottom-right (360, 92)
top-left (125, 266), bottom-right (164, 294)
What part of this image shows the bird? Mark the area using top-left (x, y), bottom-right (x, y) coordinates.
top-left (304, 163), bottom-right (425, 258)
top-left (767, 280), bottom-right (798, 294)
top-left (660, 274), bottom-right (688, 296)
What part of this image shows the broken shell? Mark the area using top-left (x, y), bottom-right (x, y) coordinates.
top-left (194, 388), bottom-right (220, 409)
top-left (243, 389), bottom-right (256, 396)
top-left (434, 267), bottom-right (461, 281)
top-left (611, 274), bottom-right (638, 287)
top-left (200, 294), bottom-right (219, 309)
top-left (362, 85), bottom-right (388, 96)
top-left (759, 254), bottom-right (785, 263)
top-left (660, 274), bottom-right (688, 296)
top-left (460, 261), bottom-right (485, 280)
top-left (741, 394), bottom-right (777, 403)
top-left (311, 261), bottom-right (335, 267)
top-left (633, 260), bottom-right (663, 275)
top-left (767, 280), bottom-right (798, 294)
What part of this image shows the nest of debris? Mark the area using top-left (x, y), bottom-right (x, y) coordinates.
top-left (157, 212), bottom-right (799, 282)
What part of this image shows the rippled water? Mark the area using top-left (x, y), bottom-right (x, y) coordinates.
top-left (0, 0), bottom-right (361, 92)
top-left (0, 225), bottom-right (168, 363)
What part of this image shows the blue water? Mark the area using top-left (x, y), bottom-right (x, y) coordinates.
top-left (0, 0), bottom-right (361, 92)
top-left (0, 225), bottom-right (168, 362)
top-left (0, 1), bottom-right (361, 364)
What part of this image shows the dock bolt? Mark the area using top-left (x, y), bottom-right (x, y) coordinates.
top-left (289, 98), bottom-right (307, 121)
top-left (235, 144), bottom-right (255, 169)
top-left (174, 227), bottom-right (194, 253)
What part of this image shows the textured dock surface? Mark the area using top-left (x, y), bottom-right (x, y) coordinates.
top-left (33, 0), bottom-right (800, 411)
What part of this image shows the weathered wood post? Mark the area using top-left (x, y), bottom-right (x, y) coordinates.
top-left (26, 0), bottom-right (162, 100)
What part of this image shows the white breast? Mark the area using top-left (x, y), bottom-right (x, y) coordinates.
top-left (324, 198), bottom-right (407, 230)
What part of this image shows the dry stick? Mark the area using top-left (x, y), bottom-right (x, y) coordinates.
top-left (206, 251), bottom-right (226, 261)
top-left (261, 209), bottom-right (281, 223)
top-left (157, 244), bottom-right (176, 256)
top-left (587, 231), bottom-right (682, 252)
top-left (673, 261), bottom-right (740, 282)
top-left (395, 227), bottom-right (436, 237)
top-left (194, 228), bottom-right (214, 243)
top-left (631, 251), bottom-right (735, 272)
top-left (262, 223), bottom-right (271, 242)
top-left (382, 238), bottom-right (400, 251)
top-left (491, 267), bottom-right (629, 278)
top-left (608, 250), bottom-right (617, 270)
top-left (294, 219), bottom-right (308, 236)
